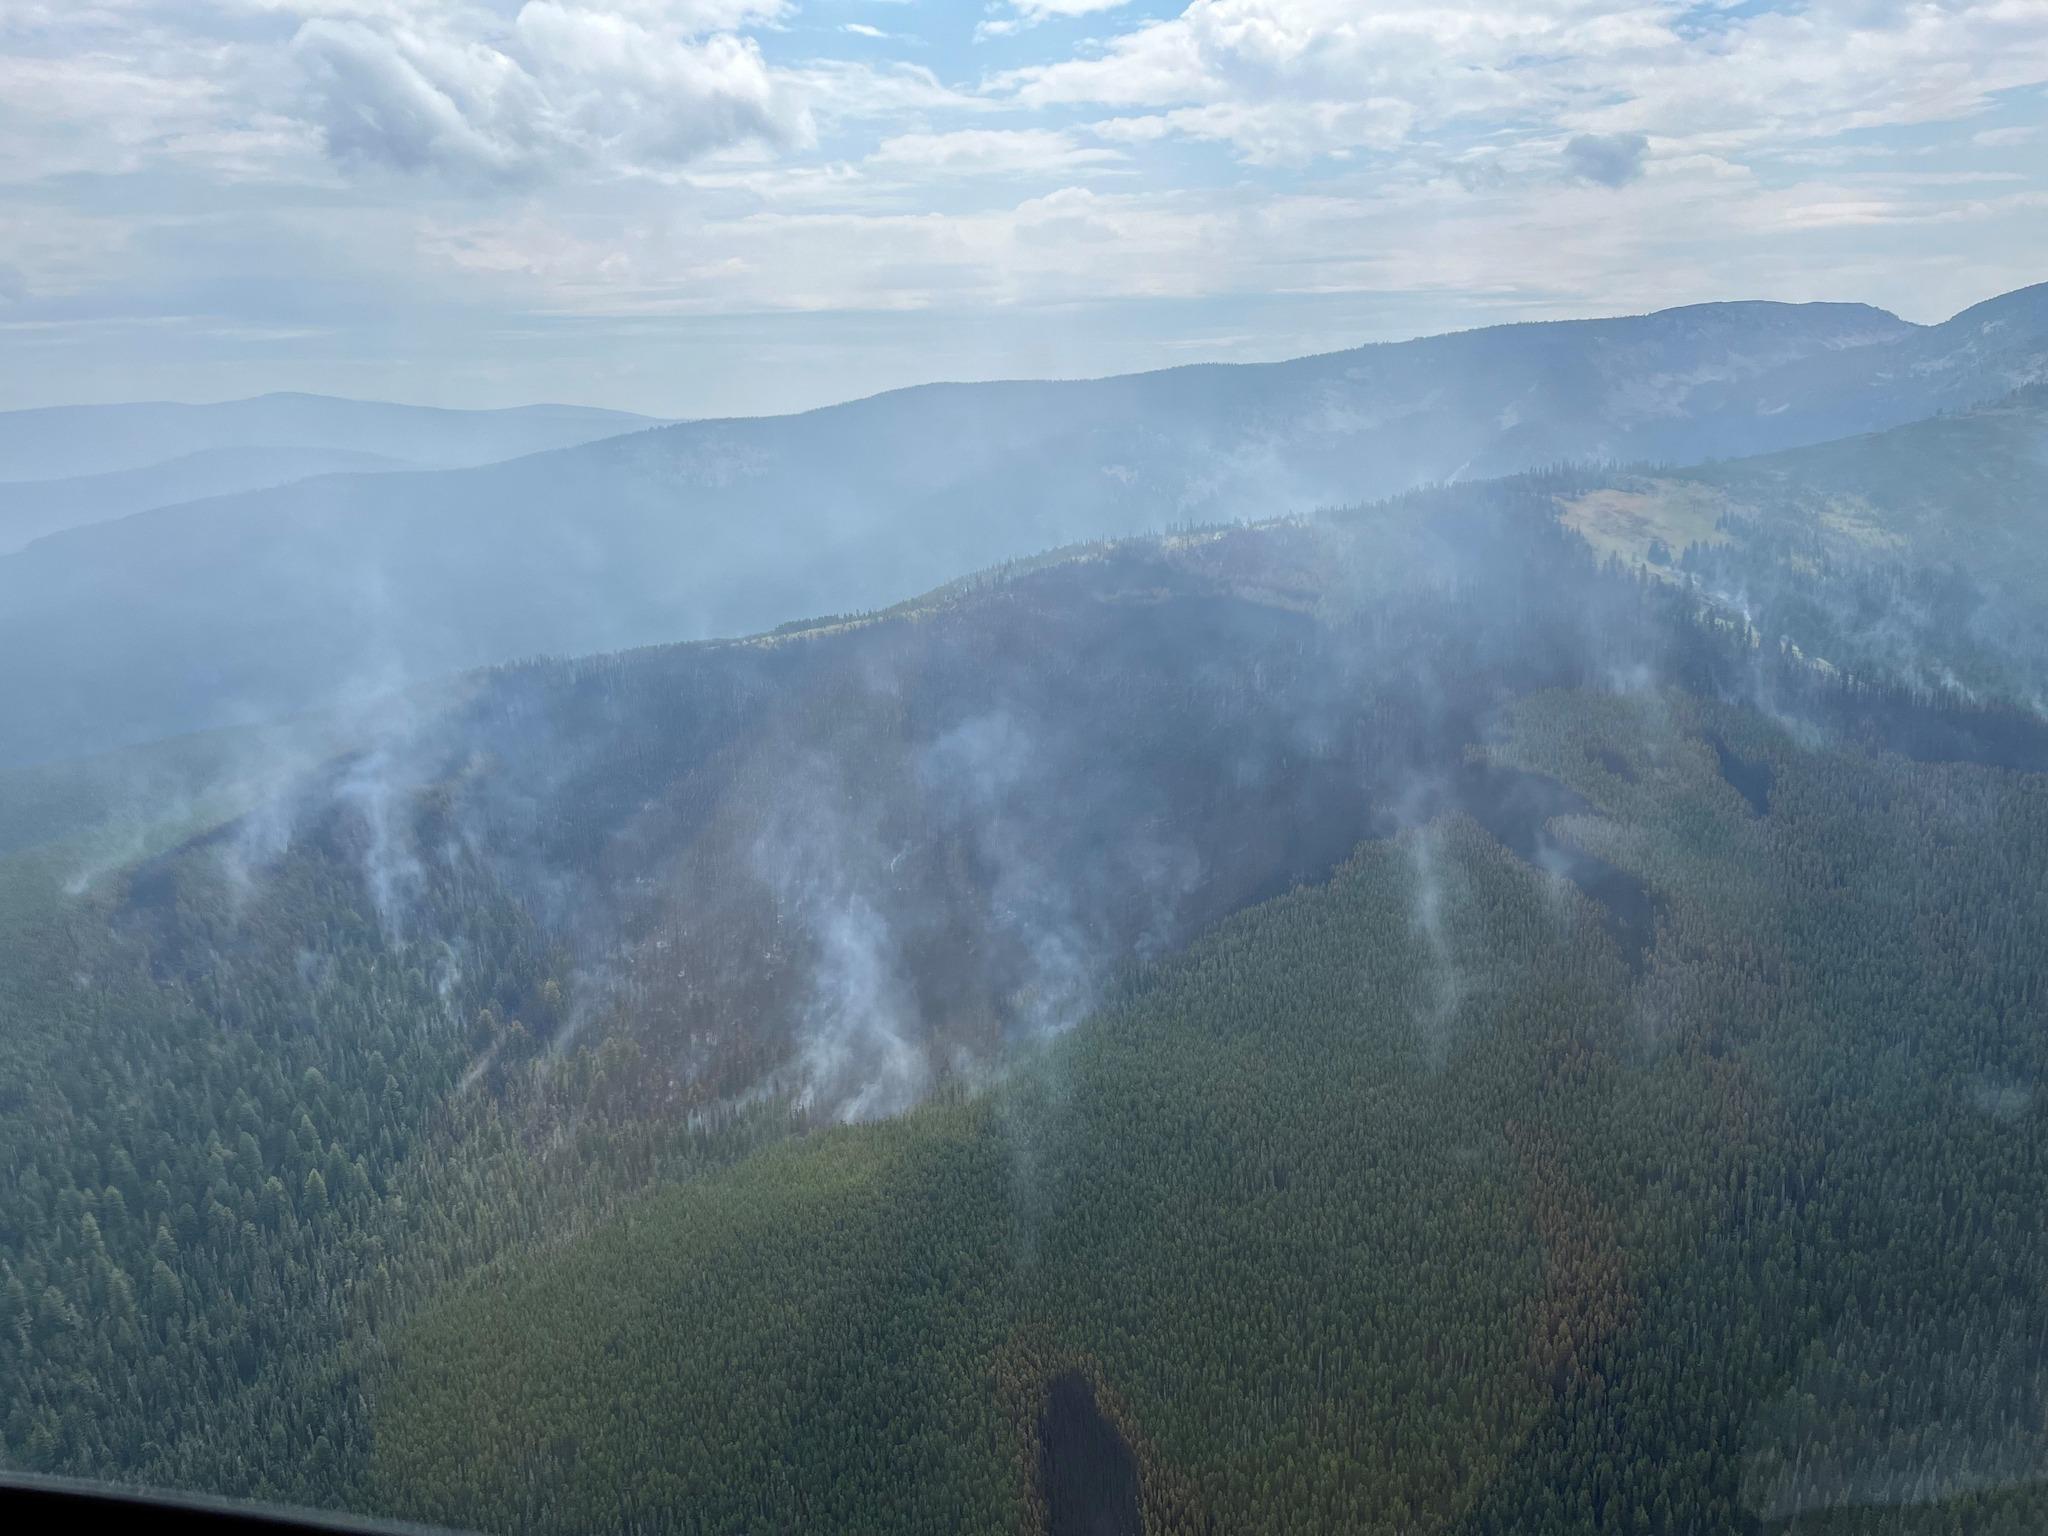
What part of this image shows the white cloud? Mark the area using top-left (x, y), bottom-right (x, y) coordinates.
top-left (779, 58), bottom-right (993, 126)
top-left (979, 0), bottom-right (1131, 37)
top-left (1570, 3), bottom-right (2048, 148)
top-left (995, 0), bottom-right (1673, 161)
top-left (289, 3), bottom-right (806, 182)
top-left (240, 0), bottom-right (791, 24)
top-left (2, 0), bottom-right (2046, 411)
top-left (0, 2), bottom-right (814, 188)
top-left (0, 12), bottom-right (285, 185)
top-left (1002, 1), bottom-right (2048, 166)
top-left (1002, 1), bottom-right (1632, 112)
top-left (290, 19), bottom-right (546, 179)
top-left (1012, 0), bottom-right (1131, 14)
top-left (399, 138), bottom-right (2048, 336)
top-left (868, 127), bottom-right (1123, 176)
top-left (1096, 98), bottom-right (1414, 165)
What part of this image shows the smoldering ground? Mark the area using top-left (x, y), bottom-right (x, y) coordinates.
top-left (77, 466), bottom-right (2048, 1138)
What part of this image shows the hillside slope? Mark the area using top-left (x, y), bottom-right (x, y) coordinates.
top-left (6, 485), bottom-right (2048, 1530)
top-left (377, 684), bottom-right (2048, 1535)
top-left (1557, 384), bottom-right (2048, 701)
top-left (7, 288), bottom-right (2045, 766)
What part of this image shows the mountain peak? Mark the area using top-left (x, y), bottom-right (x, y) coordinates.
top-left (1939, 279), bottom-right (2048, 332)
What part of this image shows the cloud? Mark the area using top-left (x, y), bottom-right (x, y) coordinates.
top-left (1009, 0), bottom-right (1132, 15)
top-left (999, 1), bottom-right (1655, 117)
top-left (398, 144), bottom-right (2048, 336)
top-left (999, 0), bottom-right (2048, 167)
top-left (778, 58), bottom-right (992, 127)
top-left (291, 19), bottom-right (544, 179)
top-left (233, 0), bottom-right (790, 29)
top-left (1564, 130), bottom-right (1649, 187)
top-left (288, 4), bottom-right (806, 182)
top-left (4, 0), bottom-right (2048, 412)
top-left (868, 127), bottom-right (1123, 176)
top-left (979, 0), bottom-right (1130, 38)
top-left (1093, 98), bottom-right (1413, 165)
top-left (0, 15), bottom-right (278, 184)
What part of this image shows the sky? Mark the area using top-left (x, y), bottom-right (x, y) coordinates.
top-left (1, 0), bottom-right (2046, 418)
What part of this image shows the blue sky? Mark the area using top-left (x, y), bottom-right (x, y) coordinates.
top-left (2, 0), bottom-right (2045, 416)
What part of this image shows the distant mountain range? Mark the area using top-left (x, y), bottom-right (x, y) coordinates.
top-left (0, 445), bottom-right (412, 555)
top-left (2, 284), bottom-right (2043, 768)
top-left (0, 391), bottom-right (665, 481)
top-left (0, 394), bottom-right (666, 553)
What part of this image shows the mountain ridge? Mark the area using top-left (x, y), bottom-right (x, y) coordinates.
top-left (0, 393), bottom-right (668, 483)
top-left (1, 283), bottom-right (2041, 769)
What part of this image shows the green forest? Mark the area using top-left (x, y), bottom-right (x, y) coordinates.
top-left (5, 475), bottom-right (2048, 1534)
top-left (375, 687), bottom-right (2048, 1535)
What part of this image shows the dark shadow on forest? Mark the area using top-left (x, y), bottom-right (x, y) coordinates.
top-left (1708, 733), bottom-right (1773, 816)
top-left (1039, 1372), bottom-right (1141, 1536)
top-left (1811, 687), bottom-right (2048, 774)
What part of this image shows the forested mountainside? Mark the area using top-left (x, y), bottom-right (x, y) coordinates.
top-left (6, 287), bottom-right (2046, 768)
top-left (1558, 384), bottom-right (2048, 704)
top-left (7, 455), bottom-right (2048, 1534)
top-left (383, 690), bottom-right (2048, 1536)
top-left (13, 377), bottom-right (2045, 875)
